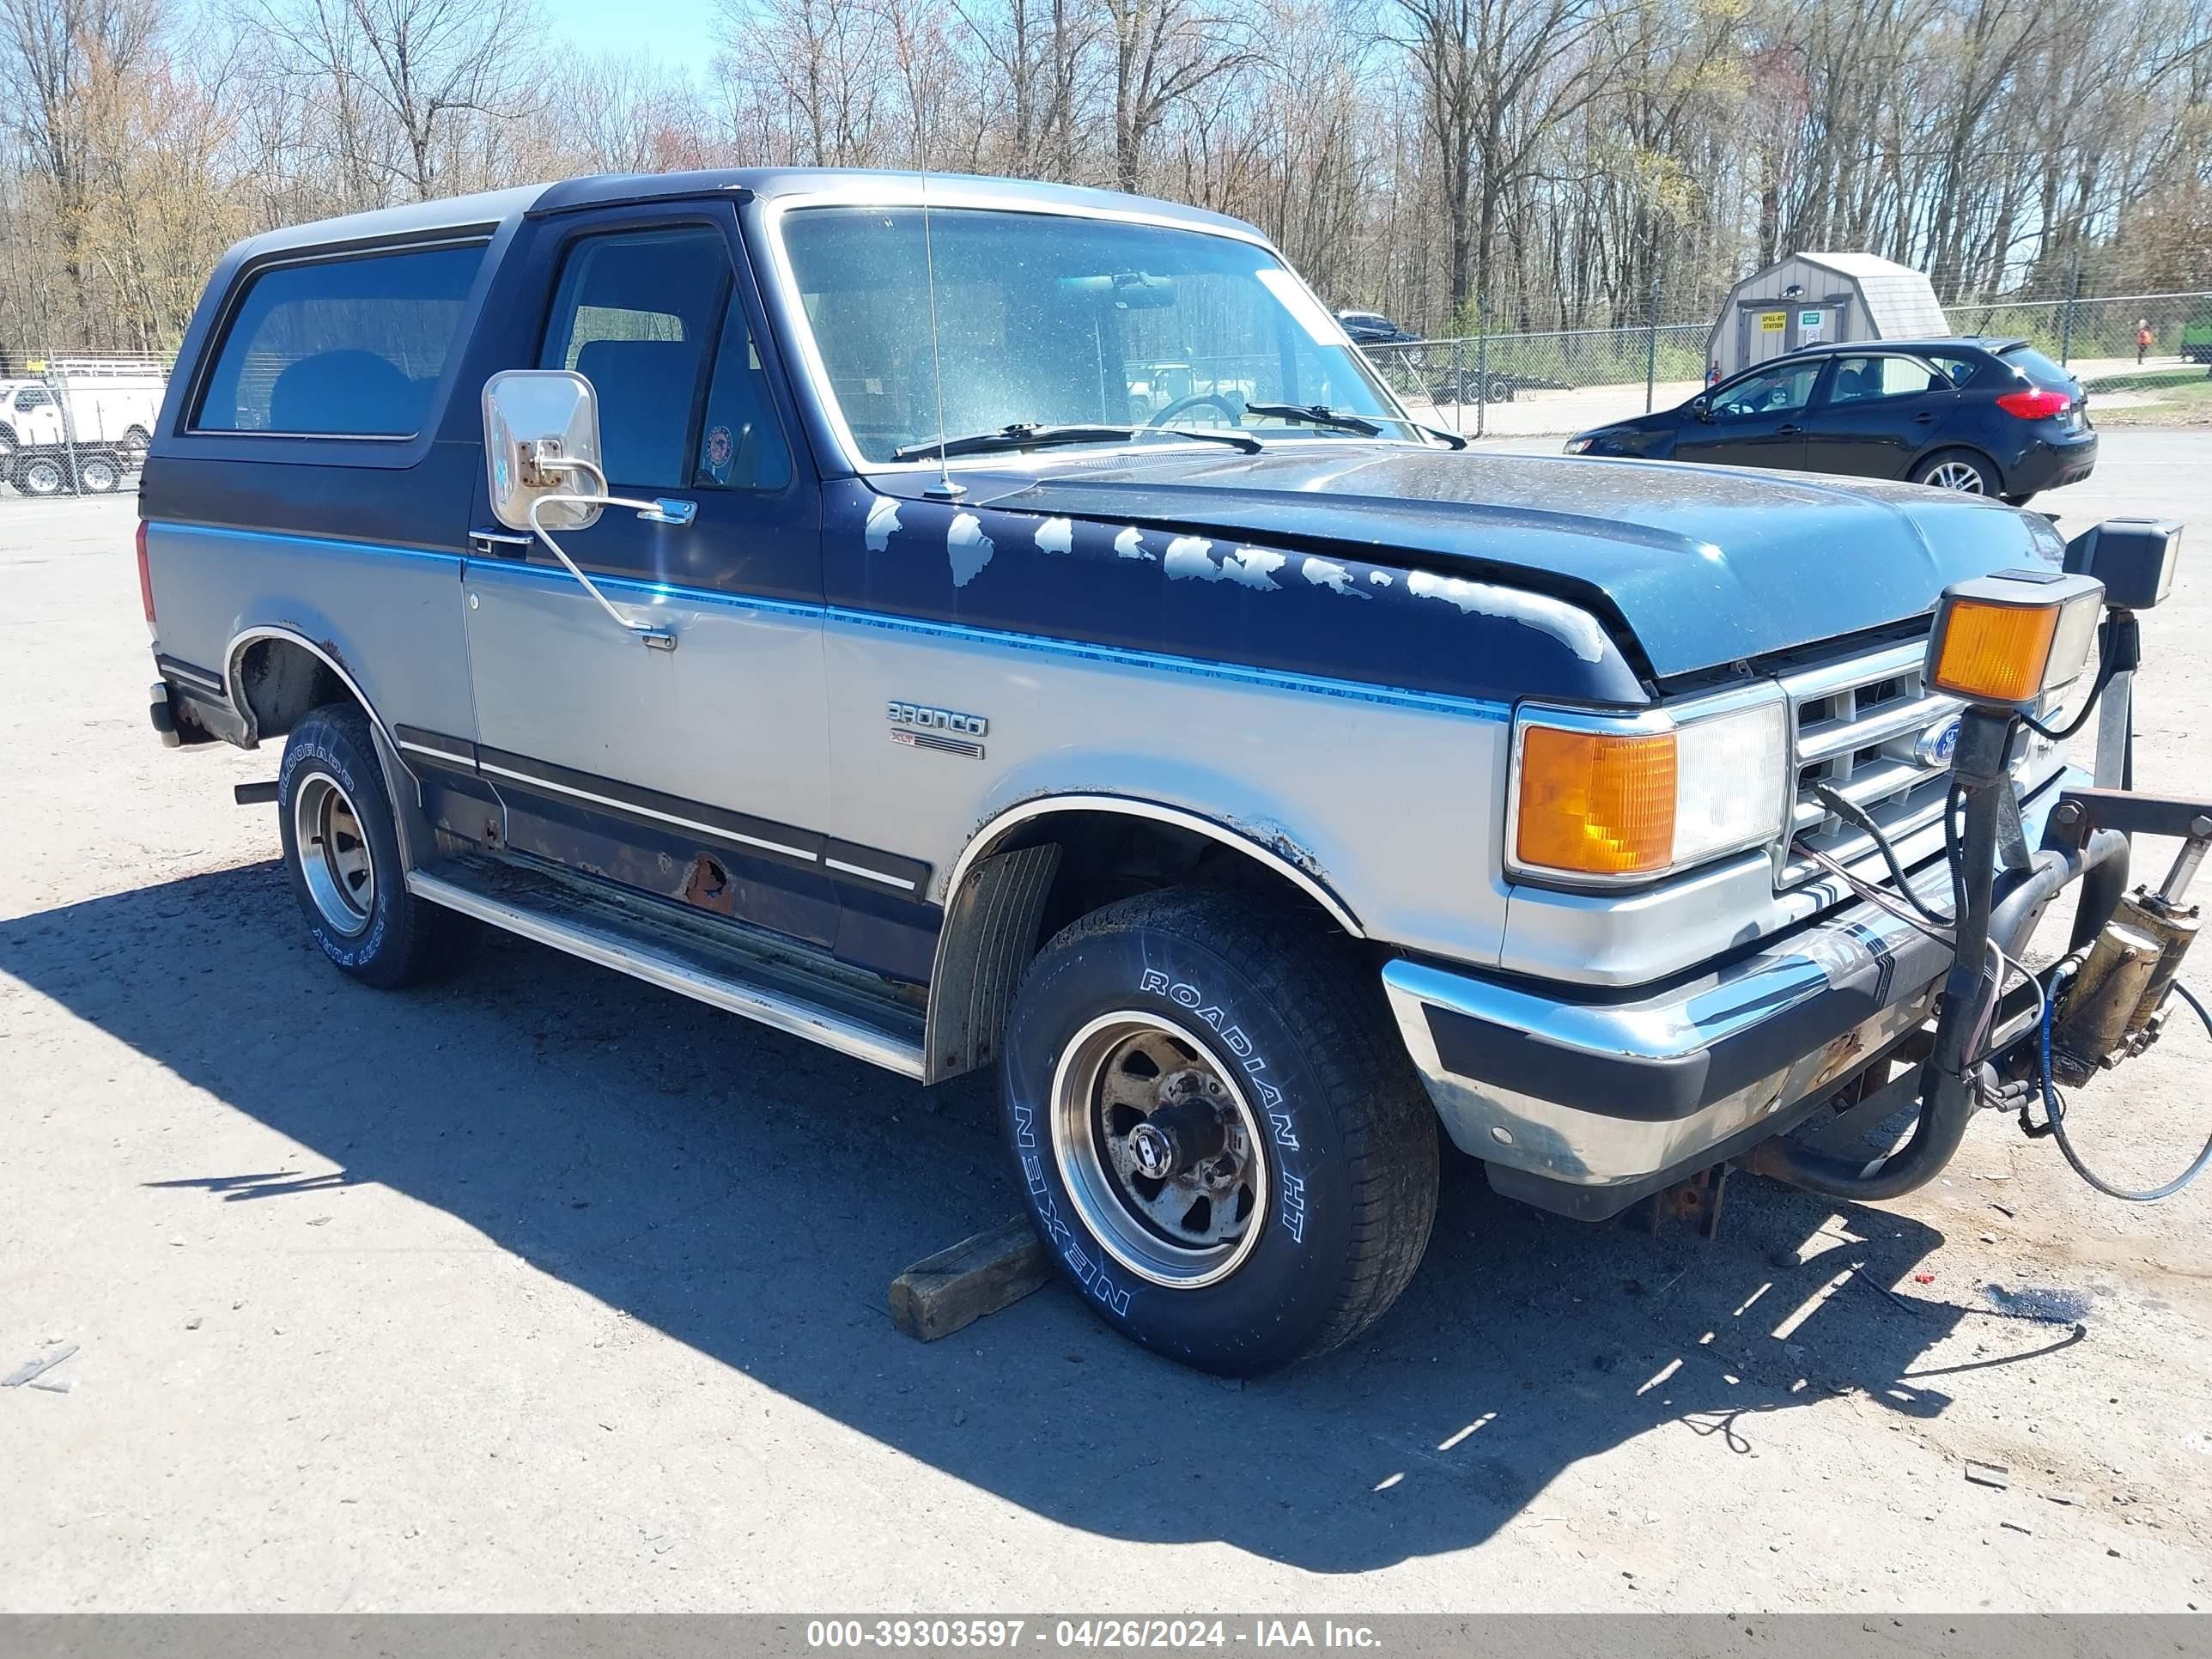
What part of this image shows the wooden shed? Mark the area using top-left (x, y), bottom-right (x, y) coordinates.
top-left (1707, 252), bottom-right (1950, 380)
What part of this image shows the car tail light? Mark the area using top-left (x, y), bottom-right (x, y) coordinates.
top-left (136, 520), bottom-right (155, 625)
top-left (1996, 387), bottom-right (2072, 420)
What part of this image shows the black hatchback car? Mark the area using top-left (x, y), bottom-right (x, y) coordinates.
top-left (1565, 337), bottom-right (2097, 503)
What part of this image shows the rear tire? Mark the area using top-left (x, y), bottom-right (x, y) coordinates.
top-left (999, 888), bottom-right (1438, 1375)
top-left (1911, 448), bottom-right (2000, 495)
top-left (76, 453), bottom-right (123, 494)
top-left (277, 704), bottom-right (456, 988)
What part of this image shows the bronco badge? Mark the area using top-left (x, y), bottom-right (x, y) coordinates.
top-left (887, 700), bottom-right (988, 758)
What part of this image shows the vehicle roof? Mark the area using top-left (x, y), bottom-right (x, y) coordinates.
top-left (1778, 335), bottom-right (2028, 358)
top-left (229, 169), bottom-right (1264, 261)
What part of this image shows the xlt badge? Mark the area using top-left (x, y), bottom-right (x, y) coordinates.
top-left (888, 700), bottom-right (987, 758)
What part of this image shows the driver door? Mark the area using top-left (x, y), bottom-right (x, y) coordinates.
top-left (460, 204), bottom-right (842, 949)
top-left (1675, 359), bottom-right (1823, 471)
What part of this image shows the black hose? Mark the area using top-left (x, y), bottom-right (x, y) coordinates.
top-left (2039, 983), bottom-right (2212, 1201)
top-left (2021, 614), bottom-right (2137, 743)
top-left (1745, 827), bottom-right (2128, 1200)
top-left (1814, 781), bottom-right (1952, 926)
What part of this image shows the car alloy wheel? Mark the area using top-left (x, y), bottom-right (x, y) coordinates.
top-left (1049, 1010), bottom-right (1269, 1289)
top-left (1923, 459), bottom-right (1987, 492)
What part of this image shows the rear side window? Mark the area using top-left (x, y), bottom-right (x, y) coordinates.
top-left (1826, 355), bottom-right (1945, 402)
top-left (1999, 344), bottom-right (2075, 388)
top-left (194, 243), bottom-right (485, 436)
top-left (1927, 353), bottom-right (1980, 387)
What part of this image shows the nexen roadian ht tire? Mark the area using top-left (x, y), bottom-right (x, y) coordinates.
top-left (1000, 888), bottom-right (1437, 1375)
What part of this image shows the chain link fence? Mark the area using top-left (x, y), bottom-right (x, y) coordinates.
top-left (1364, 324), bottom-right (1711, 441)
top-left (1361, 291), bottom-right (2212, 441)
top-left (7, 289), bottom-right (2206, 501)
top-left (0, 357), bottom-right (171, 500)
top-left (1945, 291), bottom-right (2212, 371)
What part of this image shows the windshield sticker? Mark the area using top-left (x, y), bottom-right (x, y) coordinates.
top-left (1034, 517), bottom-right (1073, 556)
top-left (947, 513), bottom-right (995, 587)
top-left (1255, 267), bottom-right (1344, 346)
top-left (701, 424), bottom-right (735, 483)
top-left (864, 495), bottom-right (901, 552)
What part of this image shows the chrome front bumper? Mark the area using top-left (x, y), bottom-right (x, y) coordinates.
top-left (1382, 769), bottom-right (2081, 1217)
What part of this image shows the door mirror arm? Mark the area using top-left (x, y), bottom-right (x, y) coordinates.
top-left (483, 370), bottom-right (686, 651)
top-left (1689, 396), bottom-right (1713, 422)
top-left (524, 457), bottom-right (684, 652)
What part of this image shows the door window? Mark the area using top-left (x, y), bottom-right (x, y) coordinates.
top-left (16, 386), bottom-right (51, 410)
top-left (540, 227), bottom-right (732, 489)
top-left (1711, 362), bottom-right (1820, 419)
top-left (1826, 356), bottom-right (1944, 404)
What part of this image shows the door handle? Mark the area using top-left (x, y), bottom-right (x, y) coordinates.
top-left (1778, 423), bottom-right (1802, 434)
top-left (470, 528), bottom-right (533, 558)
top-left (1915, 411), bottom-right (1936, 423)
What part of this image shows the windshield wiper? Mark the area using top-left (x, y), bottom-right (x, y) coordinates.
top-left (1243, 403), bottom-right (1383, 437)
top-left (1242, 404), bottom-right (1466, 447)
top-left (891, 422), bottom-right (1259, 462)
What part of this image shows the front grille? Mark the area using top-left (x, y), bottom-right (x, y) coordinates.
top-left (1778, 640), bottom-right (1965, 890)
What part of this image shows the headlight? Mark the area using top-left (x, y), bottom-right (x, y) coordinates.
top-left (1563, 436), bottom-right (1595, 454)
top-left (1926, 569), bottom-right (2105, 710)
top-left (1508, 692), bottom-right (1789, 884)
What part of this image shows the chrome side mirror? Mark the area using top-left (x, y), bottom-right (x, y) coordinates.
top-left (478, 368), bottom-right (684, 653)
top-left (483, 369), bottom-right (605, 533)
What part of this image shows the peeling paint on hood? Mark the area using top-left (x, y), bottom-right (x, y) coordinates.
top-left (957, 446), bottom-right (2069, 678)
top-left (947, 513), bottom-right (995, 587)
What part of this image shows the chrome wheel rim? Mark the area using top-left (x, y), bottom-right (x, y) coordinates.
top-left (1049, 1012), bottom-right (1268, 1289)
top-left (1925, 460), bottom-right (1985, 492)
top-left (20, 457), bottom-right (63, 495)
top-left (293, 773), bottom-right (375, 936)
top-left (81, 458), bottom-right (117, 491)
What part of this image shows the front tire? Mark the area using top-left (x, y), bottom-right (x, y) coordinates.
top-left (1000, 889), bottom-right (1438, 1375)
top-left (277, 704), bottom-right (453, 988)
top-left (14, 453), bottom-right (69, 496)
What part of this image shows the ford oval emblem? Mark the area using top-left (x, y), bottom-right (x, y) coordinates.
top-left (1915, 715), bottom-right (1963, 768)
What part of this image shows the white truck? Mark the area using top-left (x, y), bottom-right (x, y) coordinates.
top-left (1, 360), bottom-right (168, 495)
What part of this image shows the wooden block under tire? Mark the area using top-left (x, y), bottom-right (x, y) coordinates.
top-left (889, 1217), bottom-right (1051, 1342)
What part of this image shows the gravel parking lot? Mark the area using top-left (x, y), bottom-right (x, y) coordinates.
top-left (3, 434), bottom-right (2209, 1613)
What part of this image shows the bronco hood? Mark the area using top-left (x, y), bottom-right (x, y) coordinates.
top-left (945, 446), bottom-right (2067, 680)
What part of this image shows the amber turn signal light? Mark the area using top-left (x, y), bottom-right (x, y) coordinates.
top-left (1925, 569), bottom-right (2105, 711)
top-left (1514, 726), bottom-right (1677, 877)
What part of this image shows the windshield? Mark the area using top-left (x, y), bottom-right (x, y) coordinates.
top-left (775, 205), bottom-right (1402, 465)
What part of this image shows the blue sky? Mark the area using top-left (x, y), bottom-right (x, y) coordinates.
top-left (538, 0), bottom-right (706, 66)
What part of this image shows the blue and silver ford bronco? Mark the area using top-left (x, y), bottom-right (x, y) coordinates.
top-left (141, 169), bottom-right (2188, 1373)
